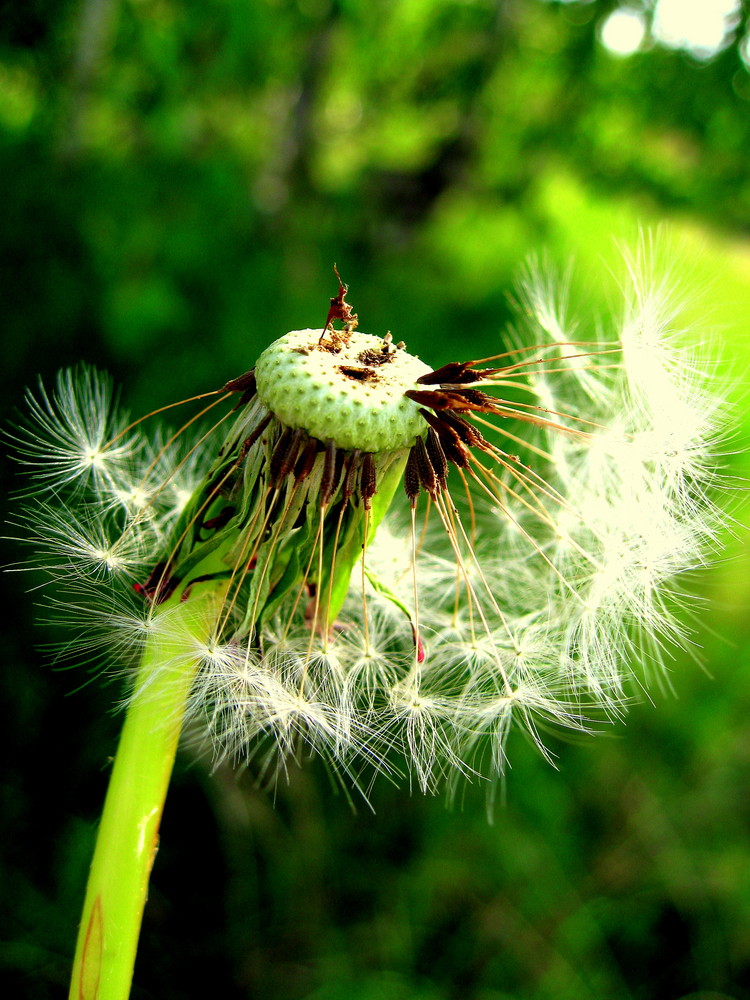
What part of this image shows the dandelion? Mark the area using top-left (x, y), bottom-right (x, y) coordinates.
top-left (8, 252), bottom-right (729, 999)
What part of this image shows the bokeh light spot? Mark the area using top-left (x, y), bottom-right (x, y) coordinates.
top-left (600, 8), bottom-right (647, 57)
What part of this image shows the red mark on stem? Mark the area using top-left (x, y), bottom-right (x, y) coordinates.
top-left (78, 895), bottom-right (103, 1000)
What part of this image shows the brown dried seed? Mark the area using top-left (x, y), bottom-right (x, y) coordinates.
top-left (269, 427), bottom-right (305, 484)
top-left (239, 412), bottom-right (273, 460)
top-left (360, 452), bottom-right (377, 509)
top-left (404, 445), bottom-right (422, 503)
top-left (425, 428), bottom-right (448, 491)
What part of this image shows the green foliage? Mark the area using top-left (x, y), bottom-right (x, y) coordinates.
top-left (2, 1), bottom-right (749, 998)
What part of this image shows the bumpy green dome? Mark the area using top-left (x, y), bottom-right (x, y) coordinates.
top-left (254, 328), bottom-right (433, 453)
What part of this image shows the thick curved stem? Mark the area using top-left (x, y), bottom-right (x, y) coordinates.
top-left (68, 586), bottom-right (224, 1000)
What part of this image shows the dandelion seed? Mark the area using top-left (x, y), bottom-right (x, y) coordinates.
top-left (8, 365), bottom-right (140, 491)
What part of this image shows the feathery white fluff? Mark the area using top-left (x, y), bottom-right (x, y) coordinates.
top-left (8, 249), bottom-right (730, 796)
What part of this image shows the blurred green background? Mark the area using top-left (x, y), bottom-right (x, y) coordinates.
top-left (2, 1), bottom-right (750, 998)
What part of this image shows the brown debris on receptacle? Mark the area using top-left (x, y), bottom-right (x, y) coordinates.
top-left (338, 364), bottom-right (379, 383)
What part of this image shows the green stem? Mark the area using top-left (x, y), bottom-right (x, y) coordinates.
top-left (322, 450), bottom-right (409, 623)
top-left (68, 584), bottom-right (225, 1000)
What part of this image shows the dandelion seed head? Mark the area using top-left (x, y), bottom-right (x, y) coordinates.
top-left (8, 247), bottom-right (736, 800)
